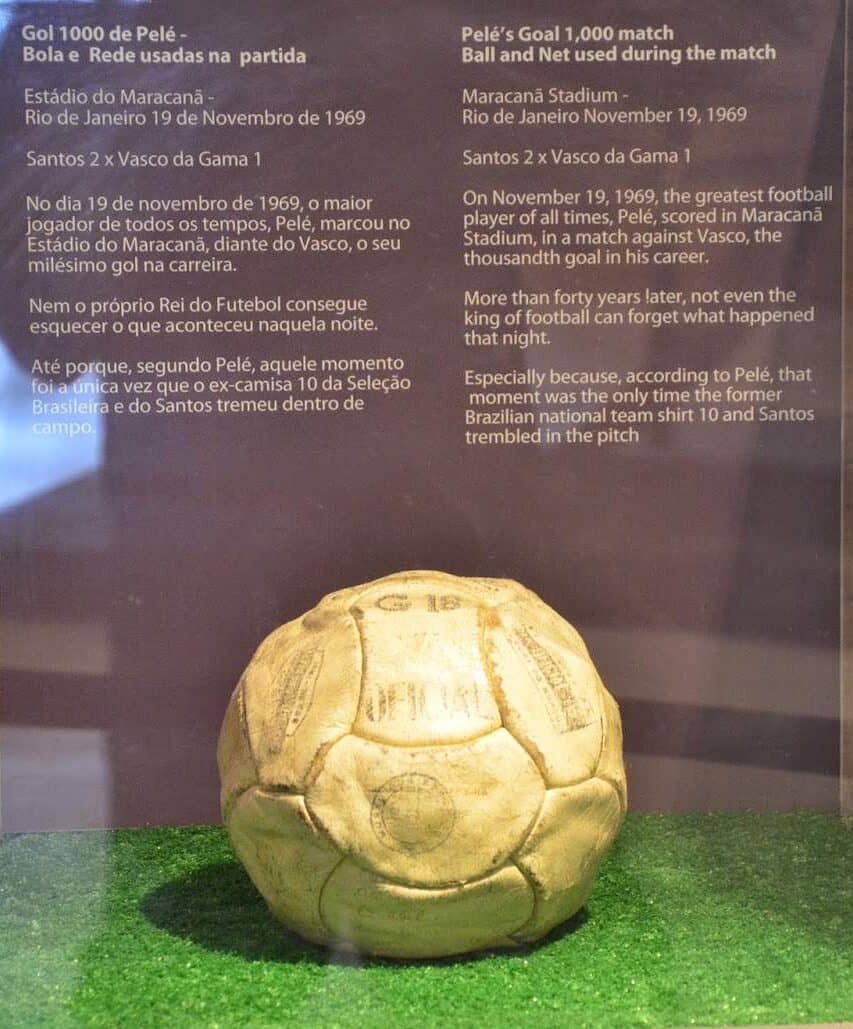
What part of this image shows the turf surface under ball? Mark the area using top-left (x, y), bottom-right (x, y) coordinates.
top-left (1, 813), bottom-right (851, 1028)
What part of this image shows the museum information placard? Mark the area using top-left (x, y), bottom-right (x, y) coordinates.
top-left (0, 1), bottom-right (844, 830)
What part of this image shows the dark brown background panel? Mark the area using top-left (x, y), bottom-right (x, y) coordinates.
top-left (0, 1), bottom-right (844, 829)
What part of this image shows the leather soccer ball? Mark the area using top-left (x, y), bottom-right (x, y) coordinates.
top-left (218, 571), bottom-right (626, 958)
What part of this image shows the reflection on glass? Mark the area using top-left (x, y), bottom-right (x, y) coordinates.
top-left (0, 341), bottom-right (103, 512)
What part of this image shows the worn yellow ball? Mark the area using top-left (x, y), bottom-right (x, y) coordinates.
top-left (218, 571), bottom-right (626, 958)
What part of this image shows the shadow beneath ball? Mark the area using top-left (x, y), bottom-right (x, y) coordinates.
top-left (141, 860), bottom-right (328, 964)
top-left (140, 860), bottom-right (588, 966)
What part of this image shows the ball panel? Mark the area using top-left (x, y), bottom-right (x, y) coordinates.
top-left (512, 778), bottom-right (623, 943)
top-left (246, 613), bottom-right (304, 667)
top-left (305, 729), bottom-right (545, 888)
top-left (462, 576), bottom-right (531, 605)
top-left (497, 586), bottom-right (592, 661)
top-left (301, 584), bottom-right (362, 630)
top-left (348, 579), bottom-right (501, 745)
top-left (227, 787), bottom-right (341, 946)
top-left (242, 613), bottom-right (362, 791)
top-left (217, 683), bottom-right (257, 819)
top-left (319, 858), bottom-right (533, 958)
top-left (348, 569), bottom-right (496, 601)
top-left (487, 610), bottom-right (603, 787)
top-left (595, 683), bottom-right (627, 813)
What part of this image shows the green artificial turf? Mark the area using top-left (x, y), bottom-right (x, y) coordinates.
top-left (0, 813), bottom-right (850, 1028)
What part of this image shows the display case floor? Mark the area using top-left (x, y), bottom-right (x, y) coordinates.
top-left (1, 813), bottom-right (850, 1028)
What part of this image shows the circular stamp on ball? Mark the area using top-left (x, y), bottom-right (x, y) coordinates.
top-left (370, 773), bottom-right (456, 853)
